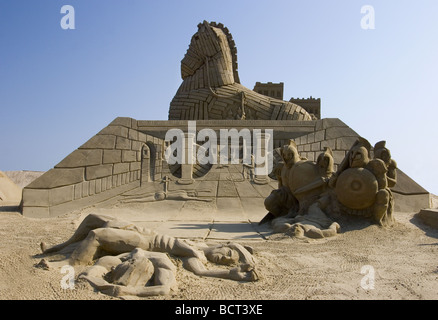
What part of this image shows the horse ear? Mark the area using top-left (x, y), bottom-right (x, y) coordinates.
top-left (198, 20), bottom-right (210, 31)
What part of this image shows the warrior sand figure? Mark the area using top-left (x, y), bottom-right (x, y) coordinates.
top-left (271, 202), bottom-right (340, 239)
top-left (329, 138), bottom-right (395, 226)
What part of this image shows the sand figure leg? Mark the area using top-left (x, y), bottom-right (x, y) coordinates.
top-left (69, 228), bottom-right (149, 265)
top-left (373, 189), bottom-right (390, 226)
top-left (41, 213), bottom-right (112, 254)
top-left (302, 225), bottom-right (325, 239)
top-left (381, 190), bottom-right (395, 227)
top-left (183, 257), bottom-right (259, 281)
top-left (108, 268), bottom-right (176, 297)
top-left (321, 222), bottom-right (341, 237)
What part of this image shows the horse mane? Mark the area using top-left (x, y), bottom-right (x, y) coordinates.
top-left (200, 21), bottom-right (240, 84)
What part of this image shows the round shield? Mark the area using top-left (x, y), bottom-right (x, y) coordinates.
top-left (335, 168), bottom-right (378, 210)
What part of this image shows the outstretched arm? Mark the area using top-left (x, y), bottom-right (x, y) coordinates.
top-left (41, 213), bottom-right (111, 254)
top-left (183, 257), bottom-right (258, 281)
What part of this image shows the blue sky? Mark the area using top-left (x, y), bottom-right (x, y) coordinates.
top-left (0, 0), bottom-right (437, 195)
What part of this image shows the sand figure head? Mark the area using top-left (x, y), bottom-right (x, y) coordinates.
top-left (347, 138), bottom-right (372, 168)
top-left (154, 192), bottom-right (166, 201)
top-left (374, 140), bottom-right (391, 163)
top-left (204, 246), bottom-right (240, 265)
top-left (317, 147), bottom-right (335, 177)
top-left (349, 145), bottom-right (370, 168)
top-left (281, 140), bottom-right (301, 168)
top-left (181, 21), bottom-right (239, 84)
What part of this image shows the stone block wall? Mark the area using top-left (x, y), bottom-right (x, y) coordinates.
top-left (293, 118), bottom-right (360, 166)
top-left (21, 116), bottom-right (430, 218)
top-left (135, 118), bottom-right (358, 170)
top-left (22, 117), bottom-right (164, 218)
top-left (136, 119), bottom-right (317, 149)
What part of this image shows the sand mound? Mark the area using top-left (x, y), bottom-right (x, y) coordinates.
top-left (0, 171), bottom-right (22, 203)
top-left (4, 170), bottom-right (45, 188)
top-left (431, 194), bottom-right (438, 208)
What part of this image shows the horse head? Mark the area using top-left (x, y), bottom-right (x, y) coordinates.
top-left (181, 21), bottom-right (240, 85)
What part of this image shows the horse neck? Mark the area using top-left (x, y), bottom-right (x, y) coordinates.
top-left (178, 54), bottom-right (235, 93)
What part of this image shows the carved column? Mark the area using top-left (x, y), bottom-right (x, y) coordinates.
top-left (253, 131), bottom-right (272, 185)
top-left (177, 132), bottom-right (195, 185)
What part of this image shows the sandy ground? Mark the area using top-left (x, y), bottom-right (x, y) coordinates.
top-left (0, 200), bottom-right (437, 301)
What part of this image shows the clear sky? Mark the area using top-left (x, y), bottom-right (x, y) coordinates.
top-left (0, 0), bottom-right (437, 195)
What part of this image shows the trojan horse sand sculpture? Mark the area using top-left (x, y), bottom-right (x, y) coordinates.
top-left (22, 21), bottom-right (430, 220)
top-left (28, 20), bottom-right (433, 297)
top-left (169, 21), bottom-right (313, 121)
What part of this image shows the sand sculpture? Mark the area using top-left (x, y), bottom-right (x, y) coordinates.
top-left (21, 19), bottom-right (434, 302)
top-left (21, 20), bottom-right (429, 218)
top-left (169, 21), bottom-right (314, 121)
top-left (37, 213), bottom-right (259, 297)
top-left (263, 137), bottom-right (398, 238)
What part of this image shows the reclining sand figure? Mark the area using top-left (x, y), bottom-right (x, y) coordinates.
top-left (39, 213), bottom-right (258, 296)
top-left (271, 202), bottom-right (340, 239)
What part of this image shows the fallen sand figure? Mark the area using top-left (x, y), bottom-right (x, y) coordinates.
top-left (271, 203), bottom-right (340, 239)
top-left (38, 213), bottom-right (258, 297)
